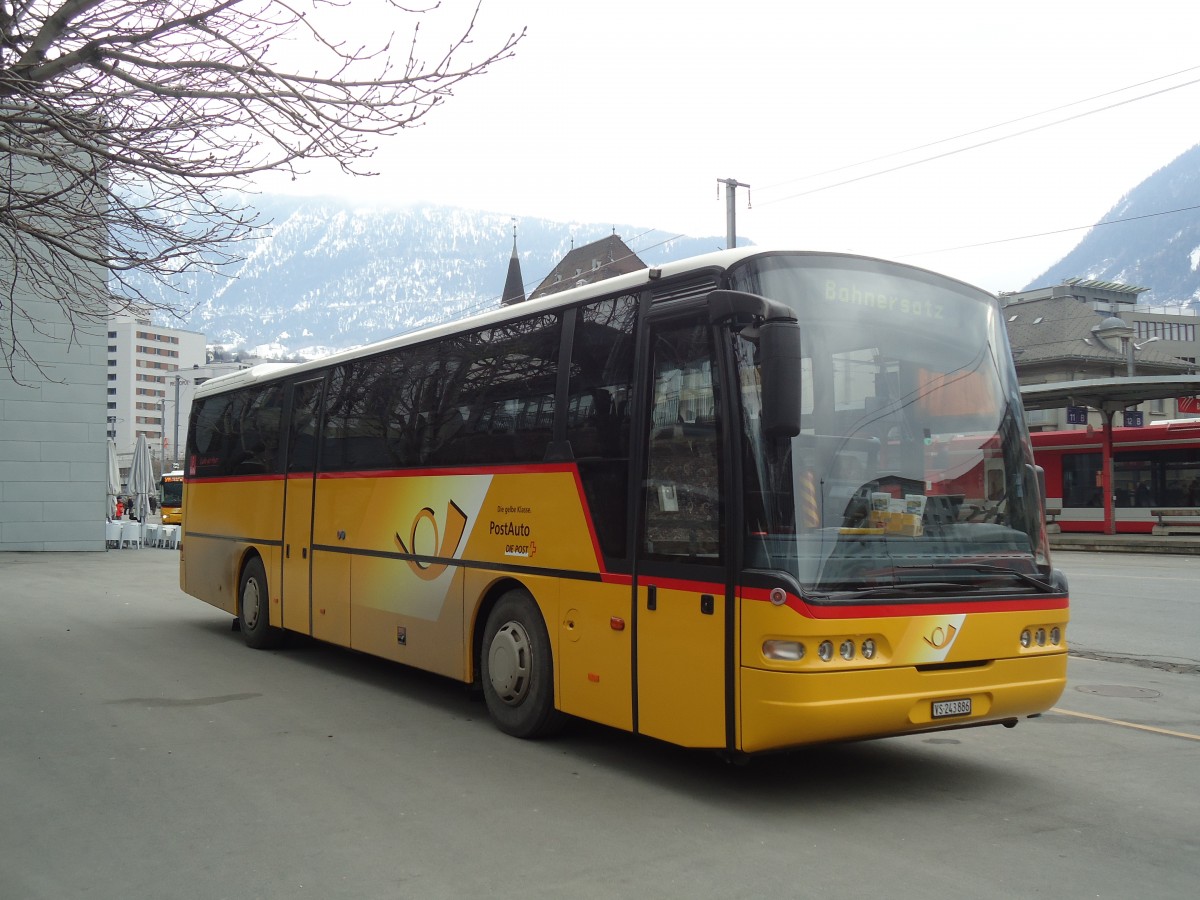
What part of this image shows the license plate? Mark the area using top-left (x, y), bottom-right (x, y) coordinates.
top-left (932, 698), bottom-right (972, 719)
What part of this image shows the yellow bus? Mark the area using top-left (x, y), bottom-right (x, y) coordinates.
top-left (159, 470), bottom-right (185, 526)
top-left (180, 248), bottom-right (1068, 754)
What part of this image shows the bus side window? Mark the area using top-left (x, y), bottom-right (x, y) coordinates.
top-left (436, 313), bottom-right (561, 466)
top-left (236, 384), bottom-right (284, 475)
top-left (321, 360), bottom-right (394, 471)
top-left (567, 295), bottom-right (639, 559)
top-left (288, 380), bottom-right (324, 473)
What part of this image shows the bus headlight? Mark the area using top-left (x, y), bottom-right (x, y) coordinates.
top-left (763, 640), bottom-right (805, 661)
top-left (1022, 625), bottom-right (1064, 650)
top-left (818, 640), bottom-right (834, 662)
top-left (861, 639), bottom-right (877, 660)
top-left (839, 640), bottom-right (855, 661)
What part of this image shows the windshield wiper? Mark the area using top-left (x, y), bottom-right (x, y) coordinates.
top-left (810, 581), bottom-right (966, 601)
top-left (807, 565), bottom-right (1060, 601)
top-left (894, 563), bottom-right (1055, 593)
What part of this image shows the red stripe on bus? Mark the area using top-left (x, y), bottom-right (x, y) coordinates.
top-left (569, 466), bottom-right (610, 576)
top-left (185, 473), bottom-right (286, 485)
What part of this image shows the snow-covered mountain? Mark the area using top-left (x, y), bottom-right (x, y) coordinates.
top-left (1028, 142), bottom-right (1200, 306)
top-left (148, 197), bottom-right (729, 358)
top-left (144, 141), bottom-right (1200, 357)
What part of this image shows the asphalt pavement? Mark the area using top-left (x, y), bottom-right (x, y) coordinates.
top-left (1, 547), bottom-right (1197, 899)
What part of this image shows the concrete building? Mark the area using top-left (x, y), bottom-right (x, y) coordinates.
top-left (1, 152), bottom-right (109, 550)
top-left (1001, 278), bottom-right (1199, 430)
top-left (0, 308), bottom-right (108, 550)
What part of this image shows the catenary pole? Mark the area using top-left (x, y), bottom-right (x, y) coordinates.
top-left (718, 178), bottom-right (751, 249)
top-left (173, 375), bottom-right (181, 470)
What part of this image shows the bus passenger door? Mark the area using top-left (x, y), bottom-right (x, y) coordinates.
top-left (281, 377), bottom-right (325, 635)
top-left (634, 312), bottom-right (730, 749)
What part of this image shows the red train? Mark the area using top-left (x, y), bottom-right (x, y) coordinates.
top-left (1031, 419), bottom-right (1200, 533)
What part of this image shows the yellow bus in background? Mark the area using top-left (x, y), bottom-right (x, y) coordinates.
top-left (159, 470), bottom-right (184, 526)
top-left (179, 248), bottom-right (1068, 756)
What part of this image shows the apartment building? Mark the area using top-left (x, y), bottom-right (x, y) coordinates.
top-left (105, 319), bottom-right (207, 474)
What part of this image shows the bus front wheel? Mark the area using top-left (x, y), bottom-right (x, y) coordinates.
top-left (239, 557), bottom-right (282, 650)
top-left (481, 590), bottom-right (564, 738)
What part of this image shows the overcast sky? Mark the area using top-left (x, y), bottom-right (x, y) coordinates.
top-left (263, 0), bottom-right (1200, 294)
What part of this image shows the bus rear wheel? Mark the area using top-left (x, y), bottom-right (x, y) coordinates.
top-left (481, 590), bottom-right (564, 738)
top-left (239, 557), bottom-right (282, 649)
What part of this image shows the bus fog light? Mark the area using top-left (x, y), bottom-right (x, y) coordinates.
top-left (862, 639), bottom-right (876, 659)
top-left (763, 640), bottom-right (805, 661)
top-left (839, 640), bottom-right (855, 661)
top-left (818, 641), bottom-right (834, 662)
top-left (1036, 628), bottom-right (1046, 647)
top-left (1020, 630), bottom-right (1032, 648)
top-left (1050, 627), bottom-right (1061, 645)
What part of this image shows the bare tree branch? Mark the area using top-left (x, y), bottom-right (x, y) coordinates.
top-left (0, 0), bottom-right (524, 377)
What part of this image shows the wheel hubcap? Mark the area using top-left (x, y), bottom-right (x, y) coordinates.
top-left (488, 621), bottom-right (531, 705)
top-left (243, 578), bottom-right (262, 629)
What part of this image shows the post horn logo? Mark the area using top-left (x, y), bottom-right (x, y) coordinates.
top-left (395, 501), bottom-right (468, 581)
top-left (923, 623), bottom-right (959, 650)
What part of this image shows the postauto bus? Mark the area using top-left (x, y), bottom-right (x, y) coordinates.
top-left (179, 248), bottom-right (1068, 755)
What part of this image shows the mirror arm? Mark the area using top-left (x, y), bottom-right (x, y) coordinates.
top-left (706, 289), bottom-right (796, 326)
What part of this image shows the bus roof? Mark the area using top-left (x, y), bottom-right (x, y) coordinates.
top-left (191, 246), bottom-right (979, 401)
top-left (192, 362), bottom-right (298, 396)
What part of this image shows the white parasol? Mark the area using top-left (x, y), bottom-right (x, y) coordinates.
top-left (106, 439), bottom-right (121, 519)
top-left (127, 433), bottom-right (155, 524)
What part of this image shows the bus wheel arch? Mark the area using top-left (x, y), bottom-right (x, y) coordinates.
top-left (237, 552), bottom-right (282, 650)
top-left (472, 577), bottom-right (522, 676)
top-left (478, 585), bottom-right (565, 739)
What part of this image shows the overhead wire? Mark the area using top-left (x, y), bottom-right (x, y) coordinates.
top-left (754, 62), bottom-right (1200, 199)
top-left (754, 68), bottom-right (1200, 207)
top-left (901, 202), bottom-right (1200, 258)
top-left (390, 64), bottom-right (1200, 340)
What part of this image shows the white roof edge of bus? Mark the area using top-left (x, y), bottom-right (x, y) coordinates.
top-left (194, 361), bottom-right (299, 395)
top-left (191, 246), bottom-right (944, 399)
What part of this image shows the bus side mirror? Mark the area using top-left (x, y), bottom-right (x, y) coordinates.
top-left (706, 289), bottom-right (803, 440)
top-left (759, 319), bottom-right (802, 438)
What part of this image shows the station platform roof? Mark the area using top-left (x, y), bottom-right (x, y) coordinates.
top-left (1020, 375), bottom-right (1200, 412)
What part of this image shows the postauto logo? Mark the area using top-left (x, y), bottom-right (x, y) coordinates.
top-left (395, 501), bottom-right (468, 581)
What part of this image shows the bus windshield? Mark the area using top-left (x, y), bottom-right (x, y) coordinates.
top-left (160, 476), bottom-right (183, 507)
top-left (729, 254), bottom-right (1049, 597)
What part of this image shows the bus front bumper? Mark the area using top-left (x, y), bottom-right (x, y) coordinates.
top-left (739, 653), bottom-right (1067, 753)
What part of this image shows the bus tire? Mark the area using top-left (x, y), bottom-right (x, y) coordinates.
top-left (481, 590), bottom-right (564, 739)
top-left (238, 556), bottom-right (282, 650)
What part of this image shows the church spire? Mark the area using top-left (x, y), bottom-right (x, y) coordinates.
top-left (501, 218), bottom-right (526, 306)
